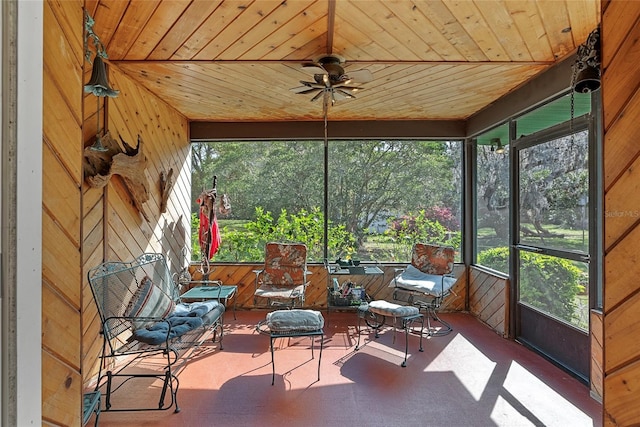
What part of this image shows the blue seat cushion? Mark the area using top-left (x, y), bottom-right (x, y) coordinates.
top-left (267, 309), bottom-right (324, 332)
top-left (367, 300), bottom-right (419, 317)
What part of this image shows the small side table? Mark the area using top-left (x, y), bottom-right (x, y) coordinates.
top-left (181, 281), bottom-right (238, 320)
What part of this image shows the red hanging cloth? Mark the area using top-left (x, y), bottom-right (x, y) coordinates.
top-left (197, 187), bottom-right (219, 260)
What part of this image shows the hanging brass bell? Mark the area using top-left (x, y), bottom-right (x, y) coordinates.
top-left (574, 66), bottom-right (600, 93)
top-left (84, 55), bottom-right (119, 97)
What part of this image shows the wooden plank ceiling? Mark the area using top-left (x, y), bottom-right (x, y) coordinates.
top-left (88, 0), bottom-right (600, 123)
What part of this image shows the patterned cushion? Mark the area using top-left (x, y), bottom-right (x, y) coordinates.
top-left (368, 300), bottom-right (419, 317)
top-left (411, 244), bottom-right (454, 275)
top-left (125, 276), bottom-right (175, 328)
top-left (254, 284), bottom-right (305, 299)
top-left (260, 242), bottom-right (307, 286)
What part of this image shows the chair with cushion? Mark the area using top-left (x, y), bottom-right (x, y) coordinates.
top-left (253, 242), bottom-right (310, 308)
top-left (390, 243), bottom-right (457, 336)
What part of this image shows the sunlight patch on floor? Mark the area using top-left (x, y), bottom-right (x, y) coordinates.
top-left (501, 361), bottom-right (594, 427)
top-left (424, 334), bottom-right (496, 400)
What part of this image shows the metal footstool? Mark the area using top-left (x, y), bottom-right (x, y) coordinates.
top-left (356, 300), bottom-right (424, 367)
top-left (257, 309), bottom-right (325, 385)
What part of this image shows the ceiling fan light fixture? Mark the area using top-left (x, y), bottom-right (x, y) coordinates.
top-left (291, 54), bottom-right (371, 109)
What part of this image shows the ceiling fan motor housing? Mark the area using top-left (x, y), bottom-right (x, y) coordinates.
top-left (317, 55), bottom-right (346, 83)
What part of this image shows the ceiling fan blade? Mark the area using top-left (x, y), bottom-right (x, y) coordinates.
top-left (298, 80), bottom-right (325, 88)
top-left (290, 85), bottom-right (313, 93)
top-left (302, 64), bottom-right (326, 74)
top-left (310, 90), bottom-right (326, 102)
top-left (345, 68), bottom-right (373, 83)
top-left (291, 87), bottom-right (322, 96)
top-left (335, 89), bottom-right (356, 99)
top-left (333, 90), bottom-right (348, 101)
top-left (332, 82), bottom-right (361, 89)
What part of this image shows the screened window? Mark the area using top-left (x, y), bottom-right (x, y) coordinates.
top-left (474, 123), bottom-right (511, 273)
top-left (191, 139), bottom-right (462, 263)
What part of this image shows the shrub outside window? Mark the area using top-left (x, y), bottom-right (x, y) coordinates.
top-left (191, 139), bottom-right (463, 264)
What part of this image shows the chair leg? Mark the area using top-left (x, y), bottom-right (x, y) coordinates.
top-left (270, 335), bottom-right (276, 386)
top-left (317, 334), bottom-right (324, 381)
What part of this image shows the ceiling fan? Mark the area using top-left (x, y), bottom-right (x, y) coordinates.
top-left (290, 55), bottom-right (372, 110)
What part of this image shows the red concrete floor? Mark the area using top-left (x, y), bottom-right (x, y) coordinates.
top-left (91, 310), bottom-right (602, 427)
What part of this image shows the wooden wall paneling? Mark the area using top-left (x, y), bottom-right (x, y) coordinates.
top-left (192, 264), bottom-right (472, 315)
top-left (603, 219), bottom-right (640, 310)
top-left (469, 268), bottom-right (494, 311)
top-left (604, 360), bottom-right (640, 426)
top-left (44, 0), bottom-right (85, 424)
top-left (81, 280), bottom-right (103, 388)
top-left (43, 144), bottom-right (81, 243)
top-left (591, 309), bottom-right (604, 401)
top-left (601, 2), bottom-right (640, 69)
top-left (42, 283), bottom-right (81, 369)
top-left (44, 0), bottom-right (83, 120)
top-left (106, 68), bottom-right (191, 262)
top-left (81, 193), bottom-right (104, 263)
top-left (604, 151), bottom-right (640, 248)
top-left (443, 278), bottom-right (467, 312)
top-left (603, 1), bottom-right (640, 425)
top-left (107, 177), bottom-right (154, 248)
top-left (468, 267), bottom-right (508, 337)
top-left (42, 352), bottom-right (82, 427)
top-left (601, 21), bottom-right (640, 129)
top-left (603, 89), bottom-right (640, 190)
top-left (42, 212), bottom-right (82, 306)
top-left (43, 71), bottom-right (83, 181)
top-left (604, 290), bottom-right (640, 373)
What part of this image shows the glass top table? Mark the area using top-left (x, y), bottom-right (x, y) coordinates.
top-left (180, 282), bottom-right (238, 319)
top-left (326, 265), bottom-right (384, 275)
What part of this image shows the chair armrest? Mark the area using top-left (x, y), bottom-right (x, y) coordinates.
top-left (253, 269), bottom-right (264, 290)
top-left (392, 267), bottom-right (406, 284)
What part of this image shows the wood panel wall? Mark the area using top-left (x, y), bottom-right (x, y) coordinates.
top-left (81, 66), bottom-right (191, 386)
top-left (601, 2), bottom-right (640, 426)
top-left (591, 309), bottom-right (603, 402)
top-left (41, 1), bottom-right (190, 423)
top-left (188, 264), bottom-right (467, 312)
top-left (468, 267), bottom-right (509, 337)
top-left (42, 1), bottom-right (84, 424)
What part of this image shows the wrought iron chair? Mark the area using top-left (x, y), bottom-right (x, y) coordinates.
top-left (390, 243), bottom-right (457, 336)
top-left (253, 242), bottom-right (310, 308)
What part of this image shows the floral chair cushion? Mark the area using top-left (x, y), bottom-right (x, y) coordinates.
top-left (260, 242), bottom-right (308, 287)
top-left (411, 243), bottom-right (454, 275)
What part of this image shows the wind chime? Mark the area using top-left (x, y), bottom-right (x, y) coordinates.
top-left (571, 27), bottom-right (601, 94)
top-left (569, 27), bottom-right (601, 147)
top-left (84, 10), bottom-right (119, 151)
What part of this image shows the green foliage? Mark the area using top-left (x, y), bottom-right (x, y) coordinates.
top-left (194, 207), bottom-right (356, 262)
top-left (385, 210), bottom-right (461, 261)
top-left (191, 213), bottom-right (202, 260)
top-left (477, 247), bottom-right (584, 323)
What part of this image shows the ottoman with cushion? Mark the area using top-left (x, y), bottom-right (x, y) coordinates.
top-left (356, 300), bottom-right (424, 367)
top-left (257, 309), bottom-right (325, 385)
